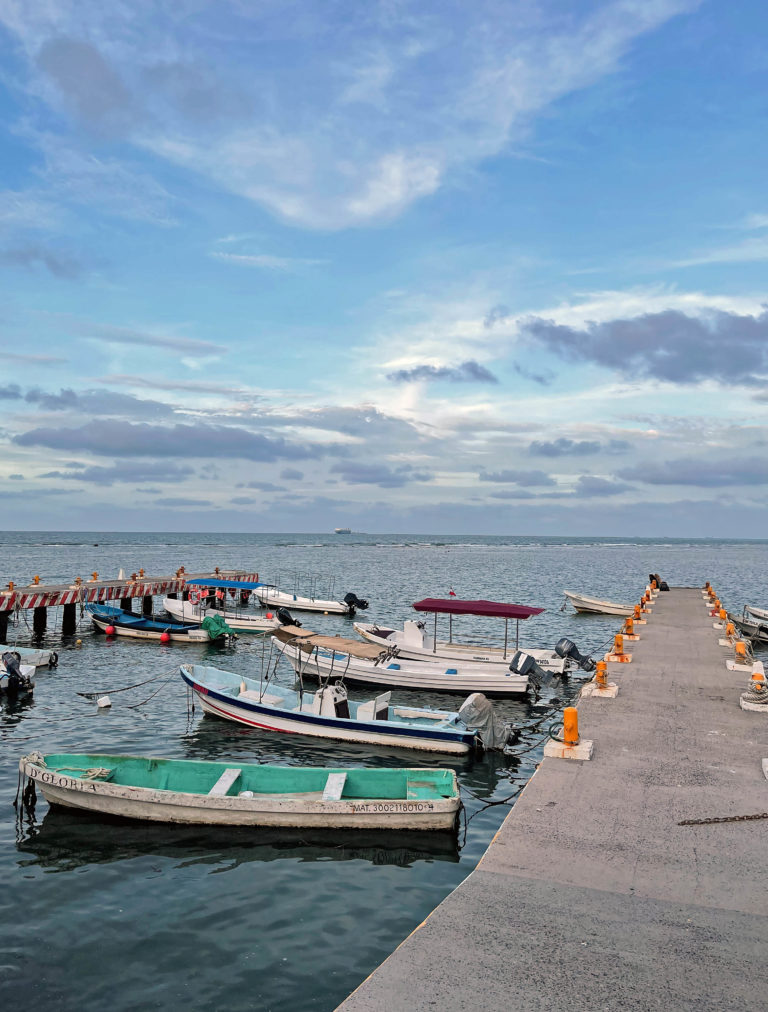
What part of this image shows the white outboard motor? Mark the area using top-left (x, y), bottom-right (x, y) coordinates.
top-left (554, 638), bottom-right (596, 673)
top-left (458, 692), bottom-right (514, 750)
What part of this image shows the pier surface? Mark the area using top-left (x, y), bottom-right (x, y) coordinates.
top-left (337, 589), bottom-right (768, 1011)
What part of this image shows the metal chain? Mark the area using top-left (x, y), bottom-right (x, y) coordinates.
top-left (678, 812), bottom-right (768, 826)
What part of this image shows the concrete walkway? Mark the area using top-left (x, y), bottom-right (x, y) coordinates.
top-left (337, 589), bottom-right (768, 1011)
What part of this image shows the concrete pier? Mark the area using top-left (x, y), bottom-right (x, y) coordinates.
top-left (338, 588), bottom-right (768, 1011)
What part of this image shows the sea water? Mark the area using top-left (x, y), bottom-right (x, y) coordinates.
top-left (1, 532), bottom-right (765, 1011)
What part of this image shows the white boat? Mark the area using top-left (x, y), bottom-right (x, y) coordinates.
top-left (273, 627), bottom-right (529, 696)
top-left (253, 586), bottom-right (368, 616)
top-left (334, 527), bottom-right (352, 534)
top-left (163, 597), bottom-right (279, 632)
top-left (0, 644), bottom-right (58, 668)
top-left (745, 605), bottom-right (768, 622)
top-left (18, 752), bottom-right (460, 831)
top-left (1, 652), bottom-right (35, 694)
top-left (564, 590), bottom-right (634, 617)
top-left (180, 663), bottom-right (488, 754)
top-left (354, 620), bottom-right (573, 674)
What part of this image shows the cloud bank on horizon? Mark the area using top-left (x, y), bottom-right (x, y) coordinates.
top-left (1, 0), bottom-right (767, 536)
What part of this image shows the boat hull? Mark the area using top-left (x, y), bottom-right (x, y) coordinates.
top-left (354, 622), bottom-right (568, 673)
top-left (180, 666), bottom-right (475, 754)
top-left (277, 640), bottom-right (528, 696)
top-left (253, 587), bottom-right (352, 615)
top-left (163, 597), bottom-right (279, 632)
top-left (91, 616), bottom-right (212, 643)
top-left (20, 757), bottom-right (459, 830)
top-left (564, 591), bottom-right (633, 617)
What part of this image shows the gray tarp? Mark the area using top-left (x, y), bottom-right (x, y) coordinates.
top-left (458, 693), bottom-right (510, 750)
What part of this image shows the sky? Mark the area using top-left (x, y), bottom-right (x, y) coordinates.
top-left (1, 0), bottom-right (767, 535)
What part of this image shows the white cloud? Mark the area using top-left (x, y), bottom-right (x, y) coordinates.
top-left (211, 251), bottom-right (326, 271)
top-left (0, 0), bottom-right (698, 228)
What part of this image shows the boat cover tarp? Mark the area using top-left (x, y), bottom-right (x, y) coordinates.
top-left (457, 693), bottom-right (510, 749)
top-left (412, 598), bottom-right (544, 620)
top-left (186, 579), bottom-right (265, 590)
top-left (274, 625), bottom-right (385, 660)
top-left (201, 614), bottom-right (235, 640)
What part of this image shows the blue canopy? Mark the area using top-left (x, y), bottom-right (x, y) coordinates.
top-left (185, 578), bottom-right (265, 590)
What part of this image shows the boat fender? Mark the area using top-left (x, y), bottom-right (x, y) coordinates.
top-left (387, 663), bottom-right (401, 670)
top-left (49, 651), bottom-right (58, 668)
top-left (445, 668), bottom-right (458, 675)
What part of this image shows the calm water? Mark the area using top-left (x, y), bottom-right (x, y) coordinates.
top-left (1, 532), bottom-right (765, 1011)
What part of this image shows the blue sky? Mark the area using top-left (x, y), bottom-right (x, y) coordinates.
top-left (1, 0), bottom-right (767, 534)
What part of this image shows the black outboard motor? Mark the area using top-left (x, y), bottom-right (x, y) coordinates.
top-left (509, 650), bottom-right (557, 698)
top-left (343, 592), bottom-right (369, 615)
top-left (1, 651), bottom-right (33, 696)
top-left (554, 637), bottom-right (596, 673)
top-left (276, 607), bottom-right (301, 628)
top-left (650, 573), bottom-right (669, 591)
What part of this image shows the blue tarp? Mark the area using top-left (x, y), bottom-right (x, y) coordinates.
top-left (185, 578), bottom-right (266, 590)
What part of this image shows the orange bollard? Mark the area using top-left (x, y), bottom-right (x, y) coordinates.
top-left (91, 571), bottom-right (99, 581)
top-left (33, 574), bottom-right (40, 585)
top-left (624, 617), bottom-right (634, 635)
top-left (595, 661), bottom-right (607, 687)
top-left (725, 622), bottom-right (735, 637)
top-left (704, 581), bottom-right (710, 590)
top-left (735, 640), bottom-right (748, 660)
top-left (563, 707), bottom-right (579, 746)
top-left (634, 604), bottom-right (641, 619)
top-left (139, 568), bottom-right (145, 577)
top-left (613, 633), bottom-right (624, 655)
top-left (719, 609), bottom-right (727, 621)
top-left (7, 581), bottom-right (13, 592)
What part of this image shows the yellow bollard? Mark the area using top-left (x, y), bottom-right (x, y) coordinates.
top-left (563, 707), bottom-right (579, 746)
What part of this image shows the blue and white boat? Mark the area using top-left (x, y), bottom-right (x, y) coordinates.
top-left (88, 604), bottom-right (233, 643)
top-left (179, 663), bottom-right (491, 754)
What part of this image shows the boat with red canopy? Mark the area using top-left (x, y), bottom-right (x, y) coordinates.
top-left (355, 597), bottom-right (591, 674)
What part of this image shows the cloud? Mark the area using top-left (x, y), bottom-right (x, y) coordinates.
top-left (0, 243), bottom-right (81, 278)
top-left (487, 489), bottom-right (536, 500)
top-left (521, 308), bottom-right (768, 384)
top-left (60, 318), bottom-right (226, 357)
top-left (230, 496), bottom-right (257, 505)
top-left (529, 437), bottom-right (631, 457)
top-left (14, 419), bottom-right (338, 462)
top-left (0, 1), bottom-right (694, 228)
top-left (237, 480), bottom-right (286, 492)
top-left (8, 473), bottom-right (24, 480)
top-left (39, 462), bottom-right (194, 486)
top-left (479, 469), bottom-right (555, 487)
top-left (21, 387), bottom-right (173, 417)
top-left (280, 468), bottom-right (304, 481)
top-left (618, 457), bottom-right (768, 487)
top-left (0, 351), bottom-right (68, 364)
top-left (330, 461), bottom-right (433, 488)
top-left (0, 384), bottom-right (23, 400)
top-left (154, 497), bottom-right (214, 507)
top-left (574, 475), bottom-right (633, 497)
top-left (99, 374), bottom-right (251, 395)
top-left (387, 360), bottom-right (498, 384)
top-left (212, 251), bottom-right (326, 271)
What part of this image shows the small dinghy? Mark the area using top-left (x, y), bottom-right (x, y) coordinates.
top-left (18, 752), bottom-right (460, 831)
top-left (563, 591), bottom-right (634, 617)
top-left (88, 604), bottom-right (234, 643)
top-left (180, 663), bottom-right (511, 754)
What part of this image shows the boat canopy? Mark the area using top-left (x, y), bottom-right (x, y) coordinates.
top-left (412, 598), bottom-right (544, 620)
top-left (274, 625), bottom-right (385, 660)
top-left (186, 578), bottom-right (265, 590)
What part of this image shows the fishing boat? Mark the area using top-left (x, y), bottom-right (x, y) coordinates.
top-left (253, 585), bottom-right (369, 616)
top-left (334, 527), bottom-right (352, 534)
top-left (88, 604), bottom-right (234, 643)
top-left (354, 597), bottom-right (593, 675)
top-left (272, 625), bottom-right (530, 695)
top-left (179, 663), bottom-right (500, 754)
top-left (734, 609), bottom-right (768, 645)
top-left (0, 644), bottom-right (58, 667)
top-left (563, 590), bottom-right (634, 617)
top-left (163, 597), bottom-right (279, 632)
top-left (18, 752), bottom-right (460, 830)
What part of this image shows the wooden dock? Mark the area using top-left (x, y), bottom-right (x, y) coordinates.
top-left (0, 569), bottom-right (259, 639)
top-left (337, 586), bottom-right (768, 1011)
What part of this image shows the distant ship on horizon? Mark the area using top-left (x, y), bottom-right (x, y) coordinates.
top-left (334, 527), bottom-right (352, 534)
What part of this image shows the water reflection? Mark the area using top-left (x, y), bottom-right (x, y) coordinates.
top-left (17, 806), bottom-right (460, 871)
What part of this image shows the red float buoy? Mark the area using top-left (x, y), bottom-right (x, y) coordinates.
top-left (266, 612), bottom-right (273, 619)
top-left (160, 631), bottom-right (171, 644)
top-left (105, 625), bottom-right (116, 636)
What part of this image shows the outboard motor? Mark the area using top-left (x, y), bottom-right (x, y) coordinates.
top-left (1, 651), bottom-right (33, 696)
top-left (554, 637), bottom-right (596, 673)
top-left (458, 692), bottom-right (516, 750)
top-left (650, 573), bottom-right (669, 591)
top-left (509, 650), bottom-right (557, 698)
top-left (343, 592), bottom-right (369, 614)
top-left (276, 607), bottom-right (301, 628)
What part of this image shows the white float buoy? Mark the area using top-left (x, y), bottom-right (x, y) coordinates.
top-left (97, 695), bottom-right (112, 708)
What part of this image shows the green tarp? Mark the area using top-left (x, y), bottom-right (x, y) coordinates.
top-left (201, 614), bottom-right (235, 640)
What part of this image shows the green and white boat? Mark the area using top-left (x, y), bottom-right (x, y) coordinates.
top-left (19, 752), bottom-right (461, 831)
